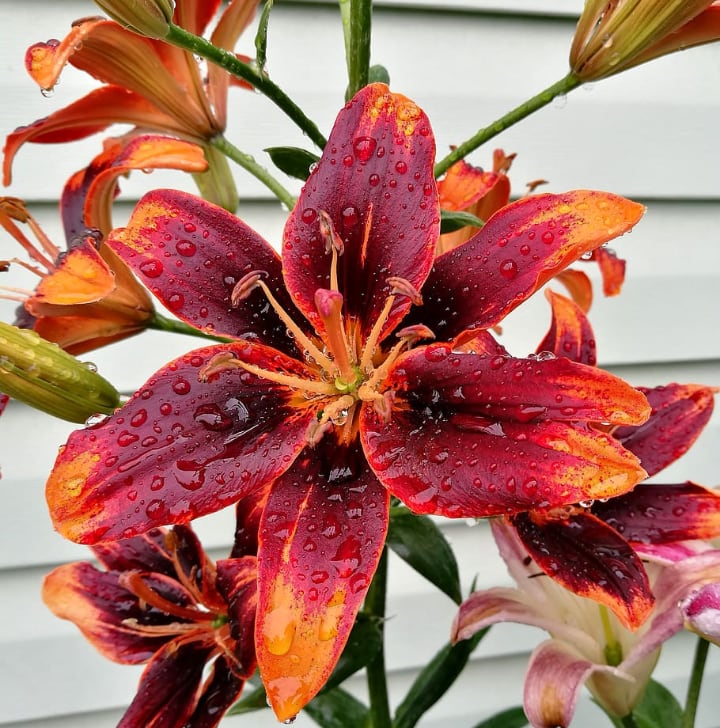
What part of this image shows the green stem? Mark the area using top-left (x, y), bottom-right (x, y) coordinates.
top-left (681, 637), bottom-right (710, 728)
top-left (433, 72), bottom-right (583, 178)
top-left (363, 548), bottom-right (391, 728)
top-left (619, 714), bottom-right (639, 728)
top-left (164, 23), bottom-right (327, 149)
top-left (148, 311), bottom-right (232, 342)
top-left (211, 135), bottom-right (296, 210)
top-left (347, 0), bottom-right (373, 99)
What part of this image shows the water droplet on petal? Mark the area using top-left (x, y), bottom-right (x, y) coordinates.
top-left (263, 607), bottom-right (296, 656)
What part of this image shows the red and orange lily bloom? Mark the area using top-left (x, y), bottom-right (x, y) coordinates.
top-left (43, 515), bottom-right (259, 728)
top-left (2, 135), bottom-right (205, 353)
top-left (46, 84), bottom-right (652, 721)
top-left (503, 291), bottom-right (720, 628)
top-left (3, 0), bottom-right (259, 210)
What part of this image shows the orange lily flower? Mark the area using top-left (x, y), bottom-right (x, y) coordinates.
top-left (1, 134), bottom-right (206, 353)
top-left (570, 0), bottom-right (720, 81)
top-left (3, 0), bottom-right (260, 211)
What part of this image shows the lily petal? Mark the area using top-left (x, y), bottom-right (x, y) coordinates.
top-left (613, 383), bottom-right (717, 477)
top-left (255, 439), bottom-right (389, 722)
top-left (536, 289), bottom-right (597, 366)
top-left (91, 528), bottom-right (175, 574)
top-left (415, 191), bottom-right (644, 342)
top-left (283, 83), bottom-right (439, 343)
top-left (3, 86), bottom-right (192, 186)
top-left (552, 269), bottom-right (594, 313)
top-left (593, 482), bottom-right (720, 544)
top-left (511, 510), bottom-right (654, 629)
top-left (108, 189), bottom-right (297, 350)
top-left (45, 342), bottom-right (314, 543)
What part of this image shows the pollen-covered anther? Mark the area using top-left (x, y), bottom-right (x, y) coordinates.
top-left (387, 275), bottom-right (423, 306)
top-left (198, 351), bottom-right (243, 382)
top-left (230, 270), bottom-right (269, 307)
top-left (395, 323), bottom-right (435, 345)
top-left (318, 209), bottom-right (344, 255)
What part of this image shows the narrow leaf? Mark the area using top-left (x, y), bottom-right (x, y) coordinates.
top-left (265, 146), bottom-right (320, 180)
top-left (440, 208), bottom-right (484, 234)
top-left (393, 628), bottom-right (488, 728)
top-left (227, 683), bottom-right (268, 715)
top-left (632, 679), bottom-right (683, 728)
top-left (387, 509), bottom-right (462, 604)
top-left (369, 64), bottom-right (391, 84)
top-left (254, 0), bottom-right (273, 73)
top-left (305, 686), bottom-right (369, 728)
top-left (322, 613), bottom-right (383, 692)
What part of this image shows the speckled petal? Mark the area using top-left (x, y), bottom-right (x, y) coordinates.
top-left (255, 439), bottom-right (389, 722)
top-left (414, 191), bottom-right (644, 342)
top-left (46, 342), bottom-right (314, 543)
top-left (283, 83), bottom-right (439, 344)
top-left (511, 510), bottom-right (654, 629)
top-left (108, 188), bottom-right (298, 351)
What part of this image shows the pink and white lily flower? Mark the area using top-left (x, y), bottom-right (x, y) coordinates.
top-left (453, 519), bottom-right (720, 728)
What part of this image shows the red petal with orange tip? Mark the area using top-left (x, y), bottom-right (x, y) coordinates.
top-left (414, 191), bottom-right (644, 342)
top-left (108, 188), bottom-right (299, 353)
top-left (45, 341), bottom-right (314, 544)
top-left (361, 345), bottom-right (648, 518)
top-left (593, 246), bottom-right (626, 296)
top-left (283, 82), bottom-right (439, 345)
top-left (613, 383), bottom-right (717, 477)
top-left (437, 159), bottom-right (501, 211)
top-left (29, 234), bottom-right (115, 307)
top-left (511, 510), bottom-right (654, 629)
top-left (537, 290), bottom-right (597, 366)
top-left (255, 439), bottom-right (389, 722)
top-left (592, 482), bottom-right (720, 544)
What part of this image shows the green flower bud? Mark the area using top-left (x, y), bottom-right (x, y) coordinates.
top-left (0, 322), bottom-right (120, 423)
top-left (93, 0), bottom-right (174, 39)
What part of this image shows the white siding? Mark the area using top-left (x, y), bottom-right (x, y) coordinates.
top-left (1, 1), bottom-right (718, 726)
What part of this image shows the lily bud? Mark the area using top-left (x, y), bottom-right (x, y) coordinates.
top-left (570, 0), bottom-right (720, 81)
top-left (93, 0), bottom-right (174, 39)
top-left (0, 321), bottom-right (120, 422)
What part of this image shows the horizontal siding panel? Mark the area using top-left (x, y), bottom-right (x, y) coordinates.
top-left (2, 4), bottom-right (719, 201)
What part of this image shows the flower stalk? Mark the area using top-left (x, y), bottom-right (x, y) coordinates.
top-left (164, 22), bottom-right (327, 149)
top-left (434, 72), bottom-right (582, 178)
top-left (681, 637), bottom-right (710, 728)
top-left (346, 0), bottom-right (373, 99)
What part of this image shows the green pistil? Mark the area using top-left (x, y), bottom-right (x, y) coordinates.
top-left (599, 605), bottom-right (623, 666)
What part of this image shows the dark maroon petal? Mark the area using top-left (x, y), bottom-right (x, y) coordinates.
top-left (511, 510), bottom-right (654, 629)
top-left (592, 482), bottom-right (720, 544)
top-left (42, 563), bottom-right (176, 664)
top-left (613, 383), bottom-right (716, 477)
top-left (255, 438), bottom-right (390, 721)
top-left (283, 83), bottom-right (439, 344)
top-left (536, 289), bottom-right (597, 365)
top-left (230, 486), bottom-right (270, 558)
top-left (187, 655), bottom-right (246, 728)
top-left (118, 638), bottom-right (214, 728)
top-left (47, 342), bottom-right (314, 543)
top-left (410, 191), bottom-right (644, 342)
top-left (216, 555), bottom-right (258, 678)
top-left (108, 189), bottom-right (299, 353)
top-left (91, 529), bottom-right (175, 575)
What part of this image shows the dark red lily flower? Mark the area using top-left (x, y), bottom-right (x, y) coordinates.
top-left (42, 499), bottom-right (261, 728)
top-left (506, 291), bottom-right (720, 628)
top-left (46, 83), bottom-right (651, 720)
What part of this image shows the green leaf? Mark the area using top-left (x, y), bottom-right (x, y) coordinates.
top-left (254, 0), bottom-right (273, 73)
top-left (305, 686), bottom-right (369, 728)
top-left (322, 613), bottom-right (383, 692)
top-left (226, 683), bottom-right (268, 715)
top-left (392, 628), bottom-right (489, 728)
top-left (368, 64), bottom-right (391, 84)
top-left (470, 706), bottom-right (528, 728)
top-left (631, 679), bottom-right (683, 728)
top-left (387, 509), bottom-right (462, 604)
top-left (440, 209), bottom-right (485, 234)
top-left (265, 146), bottom-right (320, 180)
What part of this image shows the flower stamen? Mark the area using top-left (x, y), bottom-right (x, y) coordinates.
top-left (315, 289), bottom-right (357, 385)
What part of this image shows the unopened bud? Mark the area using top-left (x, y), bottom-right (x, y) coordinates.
top-left (0, 321), bottom-right (120, 422)
top-left (93, 0), bottom-right (174, 39)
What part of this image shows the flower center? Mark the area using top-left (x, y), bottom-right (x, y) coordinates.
top-left (201, 210), bottom-right (433, 445)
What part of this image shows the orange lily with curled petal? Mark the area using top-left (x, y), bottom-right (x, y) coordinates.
top-left (1, 134), bottom-right (206, 353)
top-left (3, 0), bottom-right (260, 210)
top-left (571, 0), bottom-right (720, 81)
